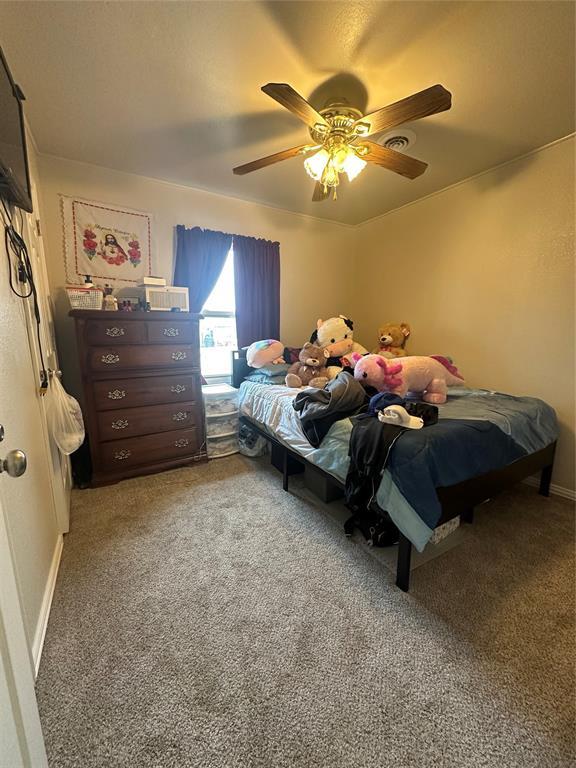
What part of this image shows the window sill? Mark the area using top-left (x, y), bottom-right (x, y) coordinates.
top-left (203, 374), bottom-right (233, 385)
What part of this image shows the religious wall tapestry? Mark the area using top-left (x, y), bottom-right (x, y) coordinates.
top-left (60, 195), bottom-right (153, 285)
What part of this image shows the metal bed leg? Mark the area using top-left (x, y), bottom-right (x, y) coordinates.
top-left (460, 507), bottom-right (474, 524)
top-left (282, 448), bottom-right (289, 492)
top-left (396, 534), bottom-right (412, 592)
top-left (539, 464), bottom-right (553, 497)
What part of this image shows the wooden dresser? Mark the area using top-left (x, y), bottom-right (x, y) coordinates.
top-left (70, 310), bottom-right (206, 486)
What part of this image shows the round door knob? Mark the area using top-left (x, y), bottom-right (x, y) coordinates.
top-left (0, 449), bottom-right (27, 478)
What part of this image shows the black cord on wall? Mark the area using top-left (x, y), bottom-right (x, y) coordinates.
top-left (1, 196), bottom-right (48, 390)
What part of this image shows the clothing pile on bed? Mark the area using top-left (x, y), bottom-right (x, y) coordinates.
top-left (292, 372), bottom-right (368, 447)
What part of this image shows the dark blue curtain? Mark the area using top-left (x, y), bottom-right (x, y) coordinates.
top-left (173, 226), bottom-right (232, 312)
top-left (233, 235), bottom-right (280, 347)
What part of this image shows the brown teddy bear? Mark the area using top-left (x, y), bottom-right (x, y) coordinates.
top-left (285, 342), bottom-right (329, 388)
top-left (373, 322), bottom-right (411, 358)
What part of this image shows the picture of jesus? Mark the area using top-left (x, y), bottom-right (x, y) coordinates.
top-left (99, 233), bottom-right (129, 266)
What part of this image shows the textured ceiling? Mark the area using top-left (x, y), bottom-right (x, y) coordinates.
top-left (0, 1), bottom-right (574, 225)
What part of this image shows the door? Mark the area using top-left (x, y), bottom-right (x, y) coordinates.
top-left (0, 483), bottom-right (48, 767)
top-left (0, 204), bottom-right (62, 665)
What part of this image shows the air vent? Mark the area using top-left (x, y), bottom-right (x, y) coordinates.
top-left (380, 128), bottom-right (417, 152)
top-left (383, 135), bottom-right (410, 150)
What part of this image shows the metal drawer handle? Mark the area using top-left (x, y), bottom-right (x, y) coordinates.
top-left (171, 351), bottom-right (187, 361)
top-left (170, 384), bottom-right (186, 394)
top-left (163, 327), bottom-right (180, 337)
top-left (101, 354), bottom-right (120, 364)
top-left (172, 411), bottom-right (188, 422)
top-left (106, 327), bottom-right (125, 337)
top-left (174, 438), bottom-right (189, 448)
top-left (107, 389), bottom-right (126, 400)
top-left (114, 449), bottom-right (131, 461)
top-left (111, 419), bottom-right (129, 430)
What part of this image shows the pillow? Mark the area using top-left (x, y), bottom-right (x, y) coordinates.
top-left (250, 363), bottom-right (291, 377)
top-left (245, 372), bottom-right (287, 386)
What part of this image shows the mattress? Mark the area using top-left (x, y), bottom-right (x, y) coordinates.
top-left (238, 382), bottom-right (558, 551)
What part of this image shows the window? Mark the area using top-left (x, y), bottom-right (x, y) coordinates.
top-left (200, 247), bottom-right (237, 378)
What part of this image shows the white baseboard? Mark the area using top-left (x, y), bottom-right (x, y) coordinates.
top-left (32, 534), bottom-right (63, 677)
top-left (523, 476), bottom-right (576, 501)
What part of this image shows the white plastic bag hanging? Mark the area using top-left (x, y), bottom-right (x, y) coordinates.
top-left (48, 376), bottom-right (85, 454)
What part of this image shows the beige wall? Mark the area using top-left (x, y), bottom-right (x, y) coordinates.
top-left (38, 154), bottom-right (355, 397)
top-left (351, 137), bottom-right (575, 492)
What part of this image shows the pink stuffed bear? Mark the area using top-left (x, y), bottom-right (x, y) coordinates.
top-left (350, 353), bottom-right (464, 404)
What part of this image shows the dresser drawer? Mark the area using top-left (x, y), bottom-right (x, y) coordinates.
top-left (146, 321), bottom-right (195, 344)
top-left (100, 428), bottom-right (200, 470)
top-left (97, 401), bottom-right (198, 441)
top-left (93, 374), bottom-right (199, 410)
top-left (85, 320), bottom-right (145, 345)
top-left (89, 345), bottom-right (197, 372)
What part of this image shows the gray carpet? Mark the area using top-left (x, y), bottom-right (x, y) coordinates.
top-left (36, 455), bottom-right (575, 768)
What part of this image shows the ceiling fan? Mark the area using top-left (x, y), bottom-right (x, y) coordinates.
top-left (233, 83), bottom-right (452, 201)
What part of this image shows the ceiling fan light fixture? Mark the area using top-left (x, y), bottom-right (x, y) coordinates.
top-left (304, 144), bottom-right (366, 187)
top-left (304, 148), bottom-right (330, 181)
top-left (343, 150), bottom-right (367, 181)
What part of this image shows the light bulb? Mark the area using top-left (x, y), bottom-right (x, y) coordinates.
top-left (332, 146), bottom-right (349, 172)
top-left (342, 151), bottom-right (367, 182)
top-left (304, 149), bottom-right (330, 181)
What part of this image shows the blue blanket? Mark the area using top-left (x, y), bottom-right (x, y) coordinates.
top-left (375, 389), bottom-right (558, 549)
top-left (384, 418), bottom-right (527, 532)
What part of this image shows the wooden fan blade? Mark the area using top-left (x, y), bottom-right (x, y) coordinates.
top-left (233, 144), bottom-right (311, 175)
top-left (354, 84), bottom-right (451, 137)
top-left (360, 140), bottom-right (428, 179)
top-left (262, 83), bottom-right (330, 131)
top-left (312, 182), bottom-right (330, 202)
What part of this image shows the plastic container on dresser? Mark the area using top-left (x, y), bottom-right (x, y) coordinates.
top-left (202, 383), bottom-right (239, 458)
top-left (70, 310), bottom-right (207, 486)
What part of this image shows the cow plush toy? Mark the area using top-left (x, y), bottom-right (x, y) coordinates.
top-left (310, 315), bottom-right (367, 379)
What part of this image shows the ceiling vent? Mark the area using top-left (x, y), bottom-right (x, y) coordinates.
top-left (380, 129), bottom-right (417, 152)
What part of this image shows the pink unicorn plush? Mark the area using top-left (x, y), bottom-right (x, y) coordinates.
top-left (349, 353), bottom-right (464, 404)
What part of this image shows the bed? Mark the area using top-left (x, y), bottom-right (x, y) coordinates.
top-left (232, 351), bottom-right (558, 592)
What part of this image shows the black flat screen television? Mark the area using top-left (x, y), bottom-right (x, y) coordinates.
top-left (0, 47), bottom-right (32, 213)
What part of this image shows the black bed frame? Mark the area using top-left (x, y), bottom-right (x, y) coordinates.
top-left (232, 350), bottom-right (557, 592)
